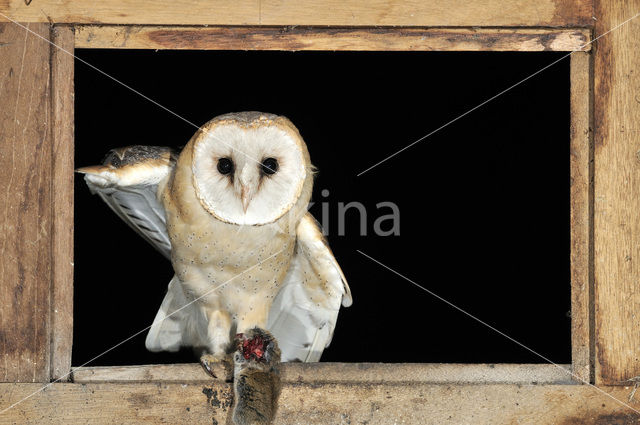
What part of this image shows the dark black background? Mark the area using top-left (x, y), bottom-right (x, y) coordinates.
top-left (73, 49), bottom-right (570, 366)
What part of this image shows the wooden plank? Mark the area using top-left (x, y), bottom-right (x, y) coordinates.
top-left (569, 51), bottom-right (593, 384)
top-left (50, 25), bottom-right (74, 382)
top-left (0, 0), bottom-right (593, 27)
top-left (0, 23), bottom-right (52, 383)
top-left (0, 382), bottom-right (639, 424)
top-left (260, 0), bottom-right (594, 27)
top-left (593, 0), bottom-right (640, 385)
top-left (72, 363), bottom-right (574, 384)
top-left (0, 0), bottom-right (260, 26)
top-left (74, 26), bottom-right (592, 52)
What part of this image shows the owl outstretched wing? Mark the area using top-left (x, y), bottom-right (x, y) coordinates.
top-left (78, 146), bottom-right (198, 352)
top-left (76, 145), bottom-right (177, 259)
top-left (267, 213), bottom-right (352, 362)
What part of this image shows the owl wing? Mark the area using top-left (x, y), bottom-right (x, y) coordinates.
top-left (267, 213), bottom-right (352, 362)
top-left (76, 145), bottom-right (177, 259)
top-left (78, 146), bottom-right (198, 352)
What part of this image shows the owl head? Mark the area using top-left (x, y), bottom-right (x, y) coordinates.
top-left (189, 112), bottom-right (312, 226)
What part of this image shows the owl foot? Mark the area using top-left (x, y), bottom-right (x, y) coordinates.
top-left (200, 353), bottom-right (233, 381)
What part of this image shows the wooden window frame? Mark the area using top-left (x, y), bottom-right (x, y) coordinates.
top-left (67, 26), bottom-right (593, 384)
top-left (2, 1), bottom-right (640, 422)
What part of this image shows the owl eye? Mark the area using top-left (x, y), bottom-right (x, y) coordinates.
top-left (261, 158), bottom-right (278, 175)
top-left (217, 157), bottom-right (234, 175)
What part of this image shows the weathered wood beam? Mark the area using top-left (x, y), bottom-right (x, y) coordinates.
top-left (0, 0), bottom-right (593, 27)
top-left (0, 23), bottom-right (52, 383)
top-left (50, 24), bottom-right (74, 382)
top-left (0, 382), bottom-right (639, 424)
top-left (570, 51), bottom-right (593, 384)
top-left (73, 26), bottom-right (592, 51)
top-left (593, 0), bottom-right (640, 385)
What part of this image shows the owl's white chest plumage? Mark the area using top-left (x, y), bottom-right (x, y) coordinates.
top-left (167, 202), bottom-right (297, 330)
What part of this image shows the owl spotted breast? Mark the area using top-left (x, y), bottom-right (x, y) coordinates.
top-left (78, 112), bottom-right (352, 364)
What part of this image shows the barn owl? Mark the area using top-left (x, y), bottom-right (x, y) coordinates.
top-left (77, 112), bottom-right (352, 365)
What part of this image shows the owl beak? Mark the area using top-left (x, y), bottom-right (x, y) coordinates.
top-left (241, 184), bottom-right (251, 213)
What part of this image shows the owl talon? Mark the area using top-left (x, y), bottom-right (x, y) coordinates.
top-left (200, 354), bottom-right (221, 378)
top-left (200, 354), bottom-right (233, 380)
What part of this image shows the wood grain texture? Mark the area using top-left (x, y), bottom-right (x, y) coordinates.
top-left (593, 0), bottom-right (640, 385)
top-left (72, 362), bottom-right (573, 384)
top-left (0, 23), bottom-right (52, 383)
top-left (74, 26), bottom-right (592, 52)
top-left (50, 25), bottom-right (74, 382)
top-left (0, 382), bottom-right (639, 424)
top-left (570, 51), bottom-right (593, 384)
top-left (0, 0), bottom-right (593, 27)
top-left (259, 0), bottom-right (594, 27)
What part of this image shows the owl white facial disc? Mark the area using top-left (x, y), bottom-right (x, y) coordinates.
top-left (191, 113), bottom-right (308, 226)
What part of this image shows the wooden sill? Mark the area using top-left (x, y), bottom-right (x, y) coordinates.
top-left (72, 362), bottom-right (574, 385)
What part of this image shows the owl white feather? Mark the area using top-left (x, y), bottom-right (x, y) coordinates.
top-left (77, 112), bottom-right (352, 362)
